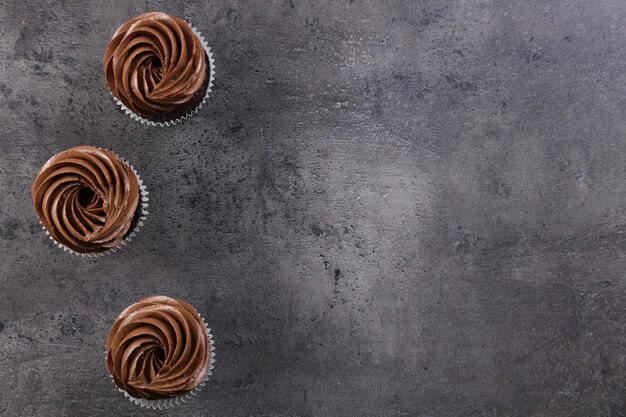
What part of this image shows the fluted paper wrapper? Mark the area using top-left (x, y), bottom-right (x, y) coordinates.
top-left (112, 23), bottom-right (216, 127)
top-left (40, 149), bottom-right (149, 257)
top-left (110, 320), bottom-right (216, 410)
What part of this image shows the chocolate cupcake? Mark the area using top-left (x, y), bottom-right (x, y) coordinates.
top-left (103, 12), bottom-right (215, 126)
top-left (106, 296), bottom-right (215, 409)
top-left (32, 146), bottom-right (148, 256)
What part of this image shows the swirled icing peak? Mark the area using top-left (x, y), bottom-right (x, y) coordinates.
top-left (103, 12), bottom-right (209, 122)
top-left (32, 146), bottom-right (140, 253)
top-left (106, 296), bottom-right (211, 399)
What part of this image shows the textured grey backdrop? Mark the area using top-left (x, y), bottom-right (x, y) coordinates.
top-left (0, 0), bottom-right (625, 416)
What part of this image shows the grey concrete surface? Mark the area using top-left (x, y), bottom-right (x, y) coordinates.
top-left (0, 0), bottom-right (625, 415)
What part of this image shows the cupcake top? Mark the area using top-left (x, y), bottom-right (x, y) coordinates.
top-left (103, 12), bottom-right (209, 122)
top-left (106, 296), bottom-right (211, 399)
top-left (32, 146), bottom-right (140, 253)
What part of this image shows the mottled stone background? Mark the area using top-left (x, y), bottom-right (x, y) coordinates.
top-left (0, 0), bottom-right (625, 416)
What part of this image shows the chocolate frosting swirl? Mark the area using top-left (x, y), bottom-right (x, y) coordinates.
top-left (32, 146), bottom-right (139, 253)
top-left (106, 296), bottom-right (211, 399)
top-left (103, 12), bottom-right (208, 121)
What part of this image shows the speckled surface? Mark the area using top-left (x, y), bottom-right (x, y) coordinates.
top-left (1, 0), bottom-right (625, 416)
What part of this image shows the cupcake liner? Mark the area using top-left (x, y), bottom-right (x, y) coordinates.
top-left (40, 148), bottom-right (149, 258)
top-left (110, 319), bottom-right (216, 410)
top-left (112, 23), bottom-right (216, 127)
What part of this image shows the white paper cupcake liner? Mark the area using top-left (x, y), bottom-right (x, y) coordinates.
top-left (112, 23), bottom-right (216, 127)
top-left (41, 148), bottom-right (149, 258)
top-left (110, 320), bottom-right (216, 410)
